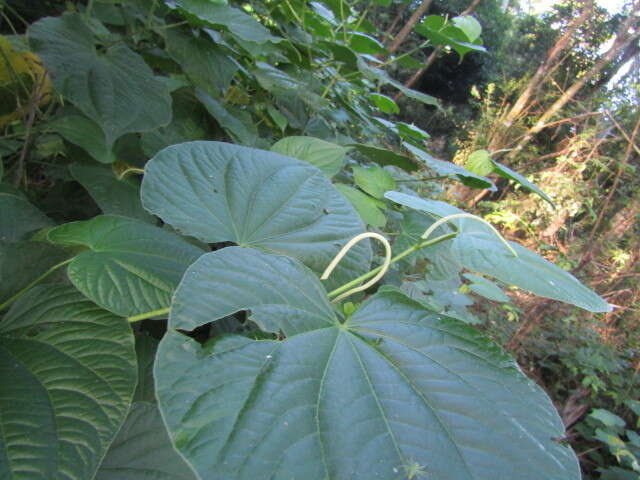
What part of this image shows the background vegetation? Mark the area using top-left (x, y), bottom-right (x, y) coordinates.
top-left (0, 0), bottom-right (638, 478)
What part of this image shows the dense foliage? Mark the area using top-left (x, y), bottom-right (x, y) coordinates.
top-left (0, 0), bottom-right (636, 479)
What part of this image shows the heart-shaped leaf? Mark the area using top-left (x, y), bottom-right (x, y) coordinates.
top-left (352, 165), bottom-right (396, 199)
top-left (141, 141), bottom-right (371, 290)
top-left (385, 191), bottom-right (611, 312)
top-left (335, 184), bottom-right (387, 227)
top-left (0, 285), bottom-right (136, 480)
top-left (47, 215), bottom-right (205, 316)
top-left (29, 13), bottom-right (172, 149)
top-left (95, 402), bottom-right (196, 480)
top-left (156, 248), bottom-right (580, 480)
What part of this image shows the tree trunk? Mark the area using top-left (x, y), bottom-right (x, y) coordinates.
top-left (394, 0), bottom-right (483, 99)
top-left (497, 0), bottom-right (594, 133)
top-left (383, 1), bottom-right (411, 45)
top-left (507, 2), bottom-right (640, 159)
top-left (387, 0), bottom-right (433, 54)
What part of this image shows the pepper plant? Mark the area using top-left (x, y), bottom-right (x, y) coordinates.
top-left (0, 1), bottom-right (611, 479)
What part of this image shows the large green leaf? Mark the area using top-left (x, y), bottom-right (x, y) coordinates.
top-left (47, 215), bottom-right (205, 316)
top-left (168, 1), bottom-right (280, 44)
top-left (270, 136), bottom-right (346, 177)
top-left (385, 191), bottom-right (612, 312)
top-left (0, 285), bottom-right (136, 480)
top-left (70, 163), bottom-right (153, 223)
top-left (156, 248), bottom-right (580, 480)
top-left (29, 13), bottom-right (172, 148)
top-left (0, 193), bottom-right (53, 242)
top-left (141, 141), bottom-right (371, 290)
top-left (95, 402), bottom-right (196, 480)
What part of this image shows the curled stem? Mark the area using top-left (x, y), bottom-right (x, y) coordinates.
top-left (421, 213), bottom-right (518, 258)
top-left (322, 232), bottom-right (392, 303)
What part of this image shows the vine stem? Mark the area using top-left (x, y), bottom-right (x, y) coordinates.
top-left (326, 232), bottom-right (457, 301)
top-left (0, 258), bottom-right (73, 311)
top-left (322, 232), bottom-right (392, 303)
top-left (127, 307), bottom-right (170, 323)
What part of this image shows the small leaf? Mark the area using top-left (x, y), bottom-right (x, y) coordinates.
top-left (349, 143), bottom-right (419, 172)
top-left (267, 106), bottom-right (288, 133)
top-left (404, 143), bottom-right (495, 190)
top-left (271, 136), bottom-right (346, 177)
top-left (589, 409), bottom-right (627, 429)
top-left (465, 149), bottom-right (494, 177)
top-left (352, 165), bottom-right (396, 199)
top-left (196, 89), bottom-right (261, 146)
top-left (335, 184), bottom-right (387, 227)
top-left (452, 16), bottom-right (482, 42)
top-left (369, 93), bottom-right (400, 114)
top-left (349, 32), bottom-right (387, 55)
top-left (0, 285), bottom-right (136, 480)
top-left (463, 273), bottom-right (510, 303)
top-left (48, 215), bottom-right (205, 316)
top-left (397, 122), bottom-right (430, 141)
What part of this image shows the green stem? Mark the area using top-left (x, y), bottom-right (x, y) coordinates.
top-left (327, 232), bottom-right (456, 300)
top-left (128, 307), bottom-right (170, 323)
top-left (0, 258), bottom-right (73, 311)
top-left (380, 41), bottom-right (431, 67)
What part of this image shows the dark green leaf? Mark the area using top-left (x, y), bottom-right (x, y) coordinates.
top-left (0, 193), bottom-right (53, 242)
top-left (349, 143), bottom-right (419, 172)
top-left (156, 253), bottom-right (581, 480)
top-left (70, 163), bottom-right (153, 223)
top-left (196, 89), bottom-right (262, 147)
top-left (0, 285), bottom-right (136, 480)
top-left (95, 402), bottom-right (196, 480)
top-left (30, 13), bottom-right (172, 148)
top-left (141, 141), bottom-right (371, 290)
top-left (0, 241), bottom-right (68, 305)
top-left (49, 114), bottom-right (115, 164)
top-left (166, 28), bottom-right (238, 95)
top-left (47, 215), bottom-right (205, 316)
